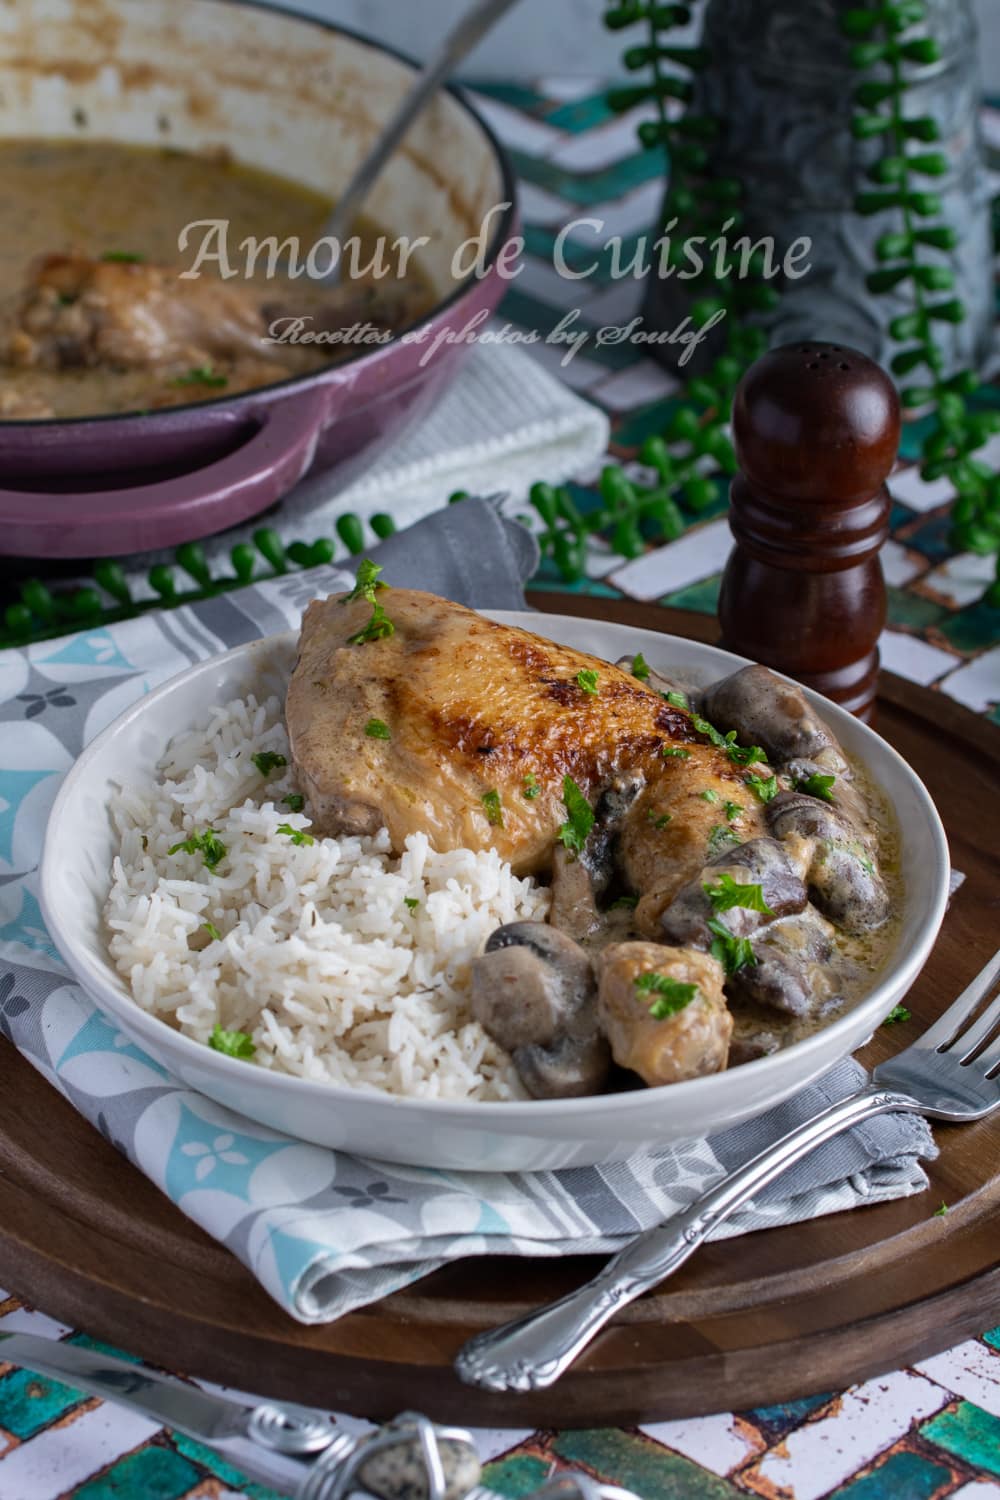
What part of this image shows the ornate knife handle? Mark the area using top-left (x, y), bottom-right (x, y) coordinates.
top-left (454, 1086), bottom-right (920, 1393)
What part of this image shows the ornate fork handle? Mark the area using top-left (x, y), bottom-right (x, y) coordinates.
top-left (455, 1085), bottom-right (921, 1392)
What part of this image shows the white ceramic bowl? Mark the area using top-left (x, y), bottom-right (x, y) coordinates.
top-left (40, 612), bottom-right (950, 1171)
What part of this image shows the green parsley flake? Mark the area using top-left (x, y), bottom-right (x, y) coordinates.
top-left (173, 365), bottom-right (228, 388)
top-left (343, 558), bottom-right (386, 605)
top-left (745, 771), bottom-right (778, 804)
top-left (365, 718), bottom-right (391, 740)
top-left (343, 559), bottom-right (394, 644)
top-left (724, 800), bottom-right (743, 822)
top-left (611, 895), bottom-right (638, 910)
top-left (481, 790), bottom-right (504, 827)
top-left (208, 1024), bottom-right (256, 1059)
top-left (704, 873), bottom-right (775, 916)
top-left (883, 1004), bottom-right (911, 1026)
top-left (707, 916), bottom-right (757, 975)
top-left (102, 249), bottom-right (144, 263)
top-left (665, 689), bottom-right (689, 709)
top-left (795, 772), bottom-right (836, 803)
top-left (277, 822), bottom-right (315, 846)
top-left (282, 793), bottom-right (305, 813)
top-left (557, 775), bottom-right (594, 855)
top-left (522, 773), bottom-right (540, 800)
top-left (647, 809), bottom-right (672, 828)
top-left (251, 750), bottom-right (287, 775)
top-left (699, 789), bottom-right (720, 804)
top-left (707, 824), bottom-right (741, 856)
top-left (631, 653), bottom-right (650, 682)
top-left (634, 970), bottom-right (699, 1019)
top-left (168, 828), bottom-right (227, 871)
top-left (662, 746), bottom-right (691, 760)
top-left (934, 1201), bottom-right (949, 1217)
top-left (577, 669), bottom-right (600, 696)
top-left (201, 920), bottom-right (222, 942)
top-left (347, 600), bottom-right (394, 645)
top-left (404, 897), bottom-right (420, 912)
top-left (691, 712), bottom-right (767, 767)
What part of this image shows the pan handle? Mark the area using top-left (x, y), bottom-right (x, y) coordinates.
top-left (0, 389), bottom-right (330, 559)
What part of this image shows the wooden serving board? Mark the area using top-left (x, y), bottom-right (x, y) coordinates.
top-left (1, 597), bottom-right (999, 1427)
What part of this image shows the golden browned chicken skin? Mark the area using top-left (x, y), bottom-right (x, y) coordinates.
top-left (286, 588), bottom-right (760, 882)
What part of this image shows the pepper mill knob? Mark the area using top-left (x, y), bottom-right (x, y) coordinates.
top-left (718, 340), bottom-right (901, 722)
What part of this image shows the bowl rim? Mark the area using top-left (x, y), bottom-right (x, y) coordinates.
top-left (39, 612), bottom-right (951, 1119)
top-left (0, 0), bottom-right (519, 431)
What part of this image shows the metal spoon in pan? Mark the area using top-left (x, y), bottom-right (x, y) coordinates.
top-left (311, 0), bottom-right (524, 287)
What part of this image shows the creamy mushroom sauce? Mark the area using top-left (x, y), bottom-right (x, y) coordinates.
top-left (578, 759), bottom-right (902, 1064)
top-left (0, 139), bottom-right (435, 418)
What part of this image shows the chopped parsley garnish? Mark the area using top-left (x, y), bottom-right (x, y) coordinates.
top-left (201, 920), bottom-right (222, 942)
top-left (344, 559), bottom-right (395, 644)
top-left (647, 809), bottom-right (672, 828)
top-left (522, 773), bottom-right (540, 800)
top-left (481, 789), bottom-right (504, 827)
top-left (707, 824), bottom-right (740, 855)
top-left (282, 793), bottom-right (305, 813)
top-left (173, 365), bottom-right (228, 388)
top-left (665, 689), bottom-right (689, 709)
top-left (102, 249), bottom-right (144, 263)
top-left (611, 894), bottom-right (638, 910)
top-left (251, 750), bottom-right (287, 775)
top-left (795, 772), bottom-right (836, 803)
top-left (662, 746), bottom-right (691, 760)
top-left (168, 828), bottom-right (227, 870)
top-left (699, 788), bottom-right (720, 804)
top-left (704, 873), bottom-right (775, 916)
top-left (724, 800), bottom-right (743, 822)
top-left (577, 669), bottom-right (599, 696)
top-left (707, 916), bottom-right (757, 974)
top-left (347, 600), bottom-right (394, 645)
top-left (934, 1201), bottom-right (949, 1217)
top-left (631, 653), bottom-right (650, 682)
top-left (883, 1003), bottom-right (911, 1026)
top-left (404, 897), bottom-right (420, 912)
top-left (690, 713), bottom-right (767, 767)
top-left (208, 1024), bottom-right (256, 1059)
top-left (557, 775), bottom-right (594, 855)
top-left (745, 771), bottom-right (778, 804)
top-left (635, 970), bottom-right (699, 1019)
top-left (277, 822), bottom-right (315, 846)
top-left (343, 558), bottom-right (386, 605)
top-left (364, 718), bottom-right (391, 740)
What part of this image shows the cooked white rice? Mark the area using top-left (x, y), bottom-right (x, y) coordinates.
top-left (103, 692), bottom-right (549, 1100)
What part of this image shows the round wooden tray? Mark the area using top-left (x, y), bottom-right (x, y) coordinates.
top-left (2, 596), bottom-right (999, 1427)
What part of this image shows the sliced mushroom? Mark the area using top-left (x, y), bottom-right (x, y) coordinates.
top-left (767, 791), bottom-right (889, 934)
top-left (660, 837), bottom-right (807, 949)
top-left (470, 922), bottom-right (610, 1098)
top-left (702, 664), bottom-right (842, 765)
top-left (549, 844), bottom-right (600, 941)
top-left (727, 906), bottom-right (838, 1018)
top-left (595, 941), bottom-right (731, 1086)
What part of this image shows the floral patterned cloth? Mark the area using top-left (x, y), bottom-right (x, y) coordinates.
top-left (0, 502), bottom-right (936, 1324)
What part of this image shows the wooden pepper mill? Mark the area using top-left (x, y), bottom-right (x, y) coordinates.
top-left (718, 340), bottom-right (901, 722)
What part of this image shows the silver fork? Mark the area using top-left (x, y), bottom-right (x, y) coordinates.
top-left (455, 948), bottom-right (1000, 1393)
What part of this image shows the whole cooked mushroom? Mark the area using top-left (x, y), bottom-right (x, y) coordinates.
top-left (727, 906), bottom-right (838, 1019)
top-left (470, 922), bottom-right (610, 1098)
top-left (767, 791), bottom-right (889, 934)
top-left (595, 941), bottom-right (731, 1087)
top-left (702, 663), bottom-right (845, 767)
top-left (659, 836), bottom-right (807, 949)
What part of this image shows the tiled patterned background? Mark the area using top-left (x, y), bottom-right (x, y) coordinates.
top-left (2, 78), bottom-right (1000, 1500)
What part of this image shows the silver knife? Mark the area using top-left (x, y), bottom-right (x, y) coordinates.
top-left (0, 1332), bottom-right (638, 1500)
